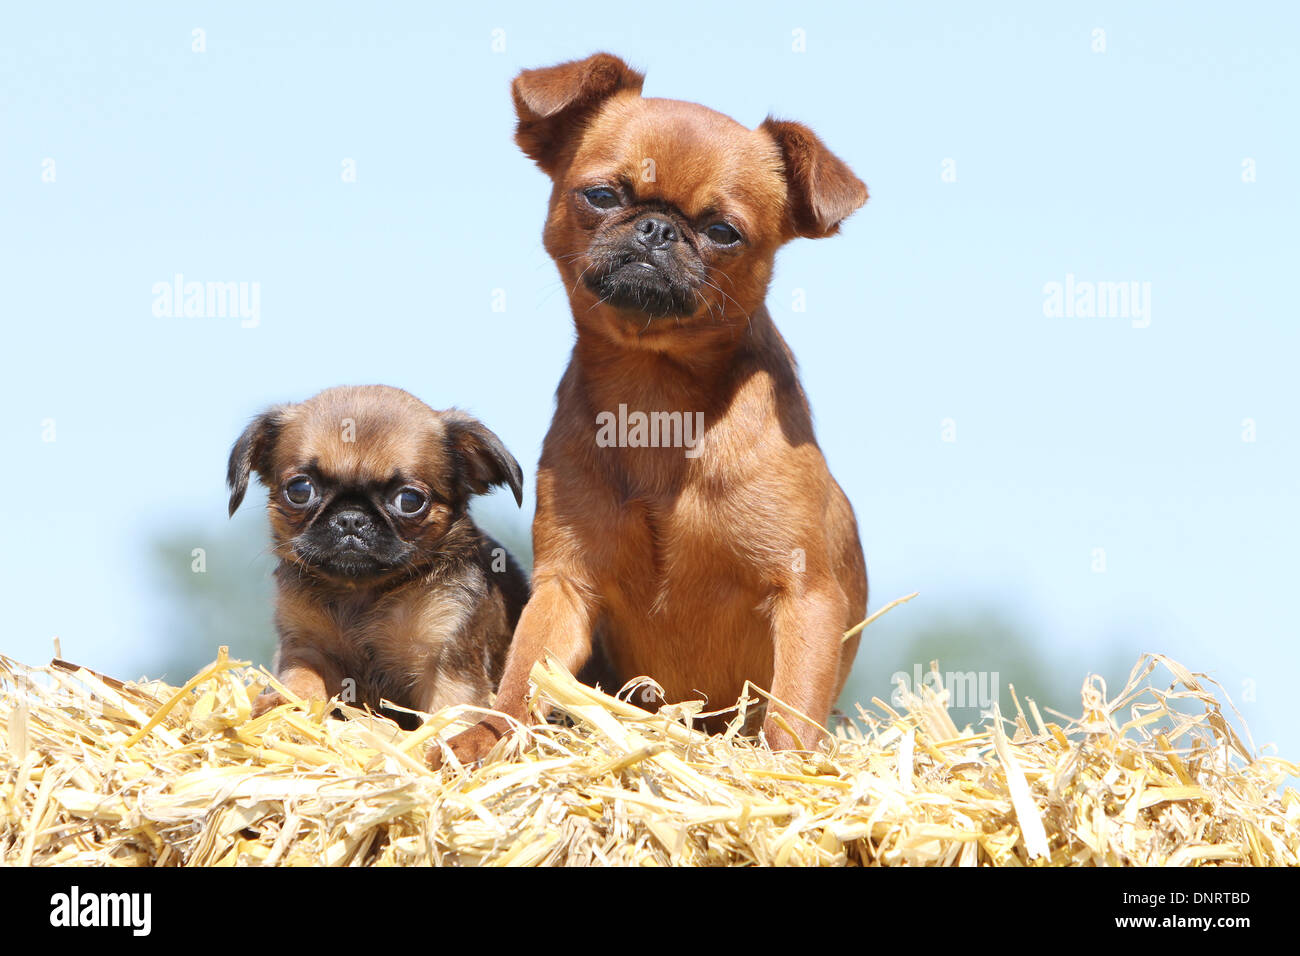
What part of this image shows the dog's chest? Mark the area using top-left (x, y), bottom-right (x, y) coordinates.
top-left (598, 488), bottom-right (775, 705)
top-left (605, 485), bottom-right (760, 617)
top-left (324, 590), bottom-right (471, 697)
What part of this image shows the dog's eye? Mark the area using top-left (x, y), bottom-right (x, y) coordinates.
top-left (583, 187), bottom-right (621, 210)
top-left (285, 477), bottom-right (314, 506)
top-left (391, 488), bottom-right (427, 516)
top-left (705, 222), bottom-right (742, 246)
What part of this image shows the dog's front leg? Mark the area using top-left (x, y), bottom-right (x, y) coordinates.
top-left (250, 649), bottom-right (342, 718)
top-left (762, 584), bottom-right (849, 751)
top-left (432, 574), bottom-right (597, 767)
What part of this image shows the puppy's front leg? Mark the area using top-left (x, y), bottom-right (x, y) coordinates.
top-left (250, 649), bottom-right (342, 718)
top-left (433, 574), bottom-right (597, 767)
top-left (762, 585), bottom-right (849, 751)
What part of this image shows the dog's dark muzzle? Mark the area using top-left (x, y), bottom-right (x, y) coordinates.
top-left (586, 249), bottom-right (697, 319)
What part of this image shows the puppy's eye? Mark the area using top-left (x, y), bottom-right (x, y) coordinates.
top-left (705, 222), bottom-right (742, 246)
top-left (583, 187), bottom-right (621, 210)
top-left (391, 487), bottom-right (427, 516)
top-left (285, 477), bottom-right (314, 506)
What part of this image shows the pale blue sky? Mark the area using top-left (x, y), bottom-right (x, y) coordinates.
top-left (2, 3), bottom-right (1296, 756)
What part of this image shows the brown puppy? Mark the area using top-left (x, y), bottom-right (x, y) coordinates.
top-left (228, 385), bottom-right (529, 727)
top-left (439, 53), bottom-right (868, 765)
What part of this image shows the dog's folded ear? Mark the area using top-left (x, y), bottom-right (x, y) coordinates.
top-left (444, 412), bottom-right (524, 507)
top-left (760, 118), bottom-right (868, 240)
top-left (227, 406), bottom-right (288, 516)
top-left (513, 52), bottom-right (645, 175)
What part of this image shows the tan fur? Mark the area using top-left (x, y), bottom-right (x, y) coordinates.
top-left (228, 385), bottom-right (528, 727)
top-left (439, 54), bottom-right (869, 765)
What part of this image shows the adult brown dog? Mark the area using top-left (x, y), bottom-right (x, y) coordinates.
top-left (438, 53), bottom-right (868, 765)
top-left (228, 385), bottom-right (529, 727)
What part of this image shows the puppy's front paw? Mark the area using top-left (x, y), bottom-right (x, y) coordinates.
top-left (427, 718), bottom-right (510, 770)
top-left (250, 690), bottom-right (287, 719)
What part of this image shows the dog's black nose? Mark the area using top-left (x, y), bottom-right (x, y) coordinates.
top-left (634, 216), bottom-right (678, 249)
top-left (330, 509), bottom-right (372, 535)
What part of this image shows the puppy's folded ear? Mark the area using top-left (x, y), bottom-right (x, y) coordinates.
top-left (513, 52), bottom-right (645, 175)
top-left (444, 412), bottom-right (524, 507)
top-left (760, 118), bottom-right (868, 239)
top-left (227, 406), bottom-right (288, 516)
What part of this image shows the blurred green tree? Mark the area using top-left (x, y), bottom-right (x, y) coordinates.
top-left (837, 604), bottom-right (1135, 732)
top-left (134, 515), bottom-right (279, 683)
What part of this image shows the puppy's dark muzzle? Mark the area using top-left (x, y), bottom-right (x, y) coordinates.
top-left (302, 504), bottom-right (407, 578)
top-left (326, 509), bottom-right (383, 560)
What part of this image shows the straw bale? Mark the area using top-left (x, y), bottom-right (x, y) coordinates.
top-left (1, 645), bottom-right (1295, 866)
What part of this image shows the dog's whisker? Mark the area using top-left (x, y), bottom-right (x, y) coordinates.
top-left (697, 275), bottom-right (752, 330)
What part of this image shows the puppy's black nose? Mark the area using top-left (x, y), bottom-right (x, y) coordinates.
top-left (330, 509), bottom-right (372, 535)
top-left (634, 216), bottom-right (678, 249)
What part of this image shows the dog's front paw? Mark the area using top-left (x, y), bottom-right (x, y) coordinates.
top-left (250, 689), bottom-right (289, 719)
top-left (762, 715), bottom-right (804, 752)
top-left (427, 718), bottom-right (510, 770)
